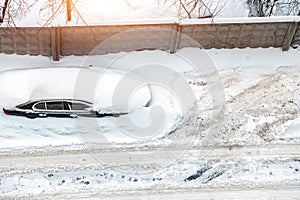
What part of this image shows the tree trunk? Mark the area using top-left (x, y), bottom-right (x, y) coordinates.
top-left (0, 0), bottom-right (10, 23)
top-left (66, 0), bottom-right (71, 21)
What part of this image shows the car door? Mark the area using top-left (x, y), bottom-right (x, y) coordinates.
top-left (32, 102), bottom-right (47, 117)
top-left (45, 101), bottom-right (70, 118)
top-left (67, 101), bottom-right (94, 117)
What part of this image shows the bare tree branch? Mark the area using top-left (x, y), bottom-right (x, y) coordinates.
top-left (248, 0), bottom-right (299, 17)
top-left (157, 0), bottom-right (226, 19)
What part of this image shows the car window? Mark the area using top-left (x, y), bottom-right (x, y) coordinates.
top-left (46, 102), bottom-right (64, 110)
top-left (34, 102), bottom-right (46, 110)
top-left (63, 102), bottom-right (70, 110)
top-left (69, 102), bottom-right (89, 110)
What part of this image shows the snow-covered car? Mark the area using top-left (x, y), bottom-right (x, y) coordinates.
top-left (3, 99), bottom-right (127, 119)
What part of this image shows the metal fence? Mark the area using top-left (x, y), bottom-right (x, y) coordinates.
top-left (0, 20), bottom-right (299, 61)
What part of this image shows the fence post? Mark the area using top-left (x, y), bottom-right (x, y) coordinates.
top-left (51, 26), bottom-right (61, 61)
top-left (282, 22), bottom-right (298, 51)
top-left (169, 23), bottom-right (182, 54)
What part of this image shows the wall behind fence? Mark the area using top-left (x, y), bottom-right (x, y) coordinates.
top-left (0, 20), bottom-right (299, 61)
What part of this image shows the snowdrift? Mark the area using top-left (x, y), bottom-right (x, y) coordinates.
top-left (0, 67), bottom-right (151, 113)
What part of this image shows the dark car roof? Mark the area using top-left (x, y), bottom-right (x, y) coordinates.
top-left (16, 99), bottom-right (92, 108)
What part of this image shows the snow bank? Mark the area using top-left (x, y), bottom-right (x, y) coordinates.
top-left (0, 67), bottom-right (151, 111)
top-left (2, 47), bottom-right (299, 73)
top-left (0, 47), bottom-right (299, 149)
top-left (206, 47), bottom-right (300, 70)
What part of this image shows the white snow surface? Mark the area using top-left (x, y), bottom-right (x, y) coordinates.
top-left (0, 67), bottom-right (151, 109)
top-left (1, 157), bottom-right (299, 196)
top-left (0, 47), bottom-right (300, 198)
top-left (0, 47), bottom-right (299, 149)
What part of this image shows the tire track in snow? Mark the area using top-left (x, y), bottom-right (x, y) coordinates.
top-left (0, 144), bottom-right (299, 173)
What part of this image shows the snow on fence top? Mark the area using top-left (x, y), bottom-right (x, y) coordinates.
top-left (41, 16), bottom-right (300, 26)
top-left (0, 17), bottom-right (299, 61)
top-left (53, 16), bottom-right (300, 26)
top-left (180, 16), bottom-right (300, 25)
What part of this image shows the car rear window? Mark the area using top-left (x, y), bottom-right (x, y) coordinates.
top-left (46, 102), bottom-right (64, 110)
top-left (69, 102), bottom-right (89, 110)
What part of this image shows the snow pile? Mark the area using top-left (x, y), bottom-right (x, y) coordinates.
top-left (0, 50), bottom-right (199, 148)
top-left (0, 47), bottom-right (300, 149)
top-left (0, 67), bottom-right (151, 110)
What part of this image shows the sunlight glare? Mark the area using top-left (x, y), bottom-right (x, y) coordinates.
top-left (84, 0), bottom-right (150, 19)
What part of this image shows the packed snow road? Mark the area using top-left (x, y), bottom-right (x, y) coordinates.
top-left (16, 187), bottom-right (300, 200)
top-left (1, 144), bottom-right (300, 173)
top-left (1, 144), bottom-right (300, 198)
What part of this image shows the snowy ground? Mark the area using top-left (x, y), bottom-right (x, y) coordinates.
top-left (0, 47), bottom-right (300, 198)
top-left (2, 0), bottom-right (300, 198)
